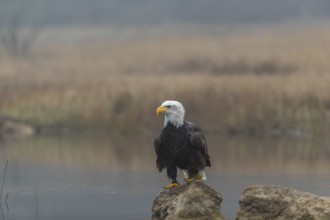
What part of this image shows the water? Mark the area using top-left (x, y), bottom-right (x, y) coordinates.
top-left (0, 133), bottom-right (330, 220)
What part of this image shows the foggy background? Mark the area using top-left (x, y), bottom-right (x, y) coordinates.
top-left (1, 0), bottom-right (330, 27)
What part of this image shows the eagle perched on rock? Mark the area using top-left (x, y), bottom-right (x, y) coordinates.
top-left (154, 100), bottom-right (211, 188)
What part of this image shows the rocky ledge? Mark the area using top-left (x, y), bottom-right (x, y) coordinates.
top-left (152, 181), bottom-right (225, 220)
top-left (236, 185), bottom-right (330, 220)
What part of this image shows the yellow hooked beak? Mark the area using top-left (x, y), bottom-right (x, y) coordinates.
top-left (156, 106), bottom-right (168, 116)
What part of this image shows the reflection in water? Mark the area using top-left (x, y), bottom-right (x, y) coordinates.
top-left (0, 133), bottom-right (329, 219)
top-left (2, 133), bottom-right (330, 174)
top-left (208, 134), bottom-right (330, 175)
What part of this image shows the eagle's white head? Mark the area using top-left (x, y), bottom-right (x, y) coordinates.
top-left (156, 100), bottom-right (185, 128)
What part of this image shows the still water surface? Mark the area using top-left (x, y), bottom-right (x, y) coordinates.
top-left (0, 133), bottom-right (330, 220)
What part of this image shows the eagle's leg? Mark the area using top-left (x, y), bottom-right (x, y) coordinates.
top-left (185, 167), bottom-right (199, 183)
top-left (183, 170), bottom-right (192, 182)
top-left (164, 164), bottom-right (179, 189)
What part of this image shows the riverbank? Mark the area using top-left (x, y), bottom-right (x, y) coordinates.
top-left (1, 27), bottom-right (330, 135)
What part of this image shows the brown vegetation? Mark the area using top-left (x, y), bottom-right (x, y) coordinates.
top-left (0, 27), bottom-right (330, 135)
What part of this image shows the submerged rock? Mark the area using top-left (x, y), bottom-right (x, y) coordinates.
top-left (236, 185), bottom-right (330, 220)
top-left (0, 116), bottom-right (35, 139)
top-left (152, 181), bottom-right (225, 220)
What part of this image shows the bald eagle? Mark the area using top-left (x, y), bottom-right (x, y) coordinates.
top-left (154, 100), bottom-right (211, 188)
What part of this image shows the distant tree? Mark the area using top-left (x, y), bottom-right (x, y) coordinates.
top-left (0, 0), bottom-right (42, 57)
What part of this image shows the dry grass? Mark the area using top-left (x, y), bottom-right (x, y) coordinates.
top-left (1, 26), bottom-right (330, 135)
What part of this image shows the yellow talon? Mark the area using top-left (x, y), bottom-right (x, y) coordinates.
top-left (164, 182), bottom-right (180, 189)
top-left (185, 178), bottom-right (193, 183)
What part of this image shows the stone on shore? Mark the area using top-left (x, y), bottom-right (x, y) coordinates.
top-left (0, 116), bottom-right (35, 139)
top-left (152, 181), bottom-right (225, 220)
top-left (236, 185), bottom-right (330, 220)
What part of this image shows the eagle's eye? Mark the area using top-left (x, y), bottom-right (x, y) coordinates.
top-left (164, 105), bottom-right (172, 108)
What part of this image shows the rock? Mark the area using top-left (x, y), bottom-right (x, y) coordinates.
top-left (0, 116), bottom-right (35, 139)
top-left (236, 185), bottom-right (330, 220)
top-left (152, 181), bottom-right (225, 220)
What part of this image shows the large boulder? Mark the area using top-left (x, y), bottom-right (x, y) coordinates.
top-left (236, 185), bottom-right (330, 220)
top-left (152, 181), bottom-right (225, 220)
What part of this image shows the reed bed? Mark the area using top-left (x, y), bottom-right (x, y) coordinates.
top-left (1, 27), bottom-right (330, 135)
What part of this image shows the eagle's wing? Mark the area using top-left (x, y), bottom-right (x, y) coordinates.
top-left (154, 134), bottom-right (165, 171)
top-left (187, 122), bottom-right (211, 167)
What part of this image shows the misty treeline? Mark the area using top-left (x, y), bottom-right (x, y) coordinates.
top-left (0, 0), bottom-right (329, 56)
top-left (0, 0), bottom-right (330, 27)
